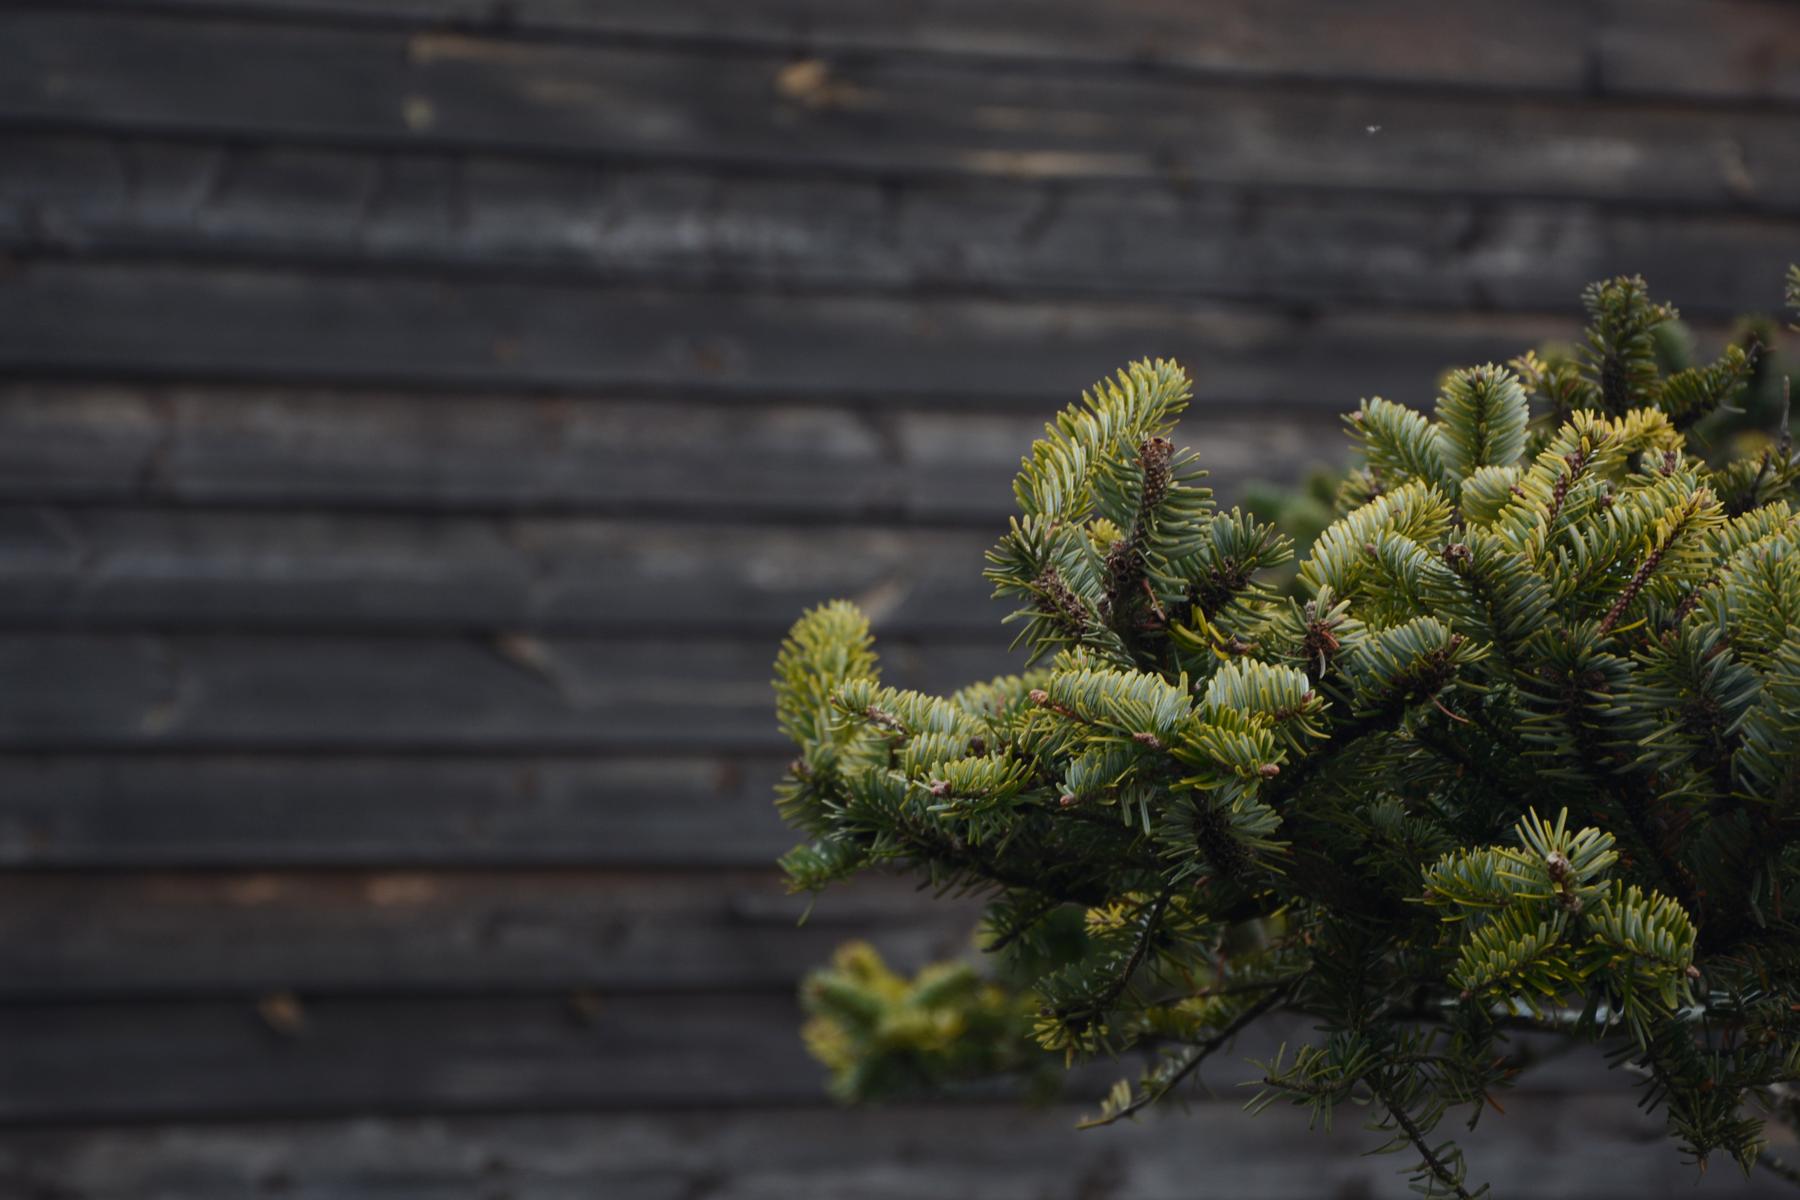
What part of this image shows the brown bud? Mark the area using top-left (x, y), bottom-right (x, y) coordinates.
top-left (1131, 731), bottom-right (1165, 750)
top-left (1029, 689), bottom-right (1051, 706)
top-left (1059, 793), bottom-right (1080, 808)
top-left (928, 780), bottom-right (950, 798)
top-left (1258, 763), bottom-right (1281, 778)
top-left (1544, 850), bottom-right (1572, 882)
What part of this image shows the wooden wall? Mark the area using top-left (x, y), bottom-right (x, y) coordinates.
top-left (0, 2), bottom-right (1795, 1195)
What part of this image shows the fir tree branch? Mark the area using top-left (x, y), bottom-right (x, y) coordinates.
top-left (980, 893), bottom-right (1061, 954)
top-left (1077, 978), bottom-right (1297, 1128)
top-left (882, 799), bottom-right (1130, 908)
top-left (1103, 435), bottom-right (1174, 638)
top-left (1598, 490), bottom-right (1706, 636)
top-left (1035, 565), bottom-right (1094, 641)
top-left (1087, 886), bottom-right (1174, 1015)
top-left (775, 281), bottom-right (1800, 1191)
top-left (1372, 1077), bottom-right (1476, 1200)
top-left (1539, 673), bottom-right (1707, 934)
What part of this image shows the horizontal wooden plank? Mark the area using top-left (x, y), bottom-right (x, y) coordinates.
top-left (0, 992), bottom-right (1302, 1119)
top-left (32, 0), bottom-right (1800, 110)
top-left (0, 869), bottom-right (981, 997)
top-left (0, 260), bottom-right (1590, 403)
top-left (0, 633), bottom-right (1016, 752)
top-left (0, 993), bottom-right (827, 1118)
top-left (0, 1101), bottom-right (1770, 1200)
top-left (0, 990), bottom-right (1661, 1124)
top-left (4, 12), bottom-right (1798, 210)
top-left (0, 1), bottom-right (1592, 92)
top-left (8, 135), bottom-right (1800, 318)
top-left (1596, 3), bottom-right (1800, 107)
top-left (0, 754), bottom-right (799, 867)
top-left (0, 383), bottom-right (1343, 519)
top-left (0, 508), bottom-right (1012, 634)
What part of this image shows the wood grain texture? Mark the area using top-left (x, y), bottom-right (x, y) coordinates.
top-left (0, 754), bottom-right (797, 867)
top-left (0, 384), bottom-right (1342, 520)
top-left (0, 992), bottom-right (829, 1119)
top-left (0, 260), bottom-right (1591, 403)
top-left (0, 1103), bottom-right (1774, 1200)
top-left (8, 134), bottom-right (1799, 317)
top-left (0, 632), bottom-right (1016, 752)
top-left (0, 869), bottom-right (983, 996)
top-left (0, 992), bottom-right (1634, 1123)
top-left (26, 0), bottom-right (1800, 108)
top-left (0, 507), bottom-right (1006, 633)
top-left (4, 11), bottom-right (1798, 209)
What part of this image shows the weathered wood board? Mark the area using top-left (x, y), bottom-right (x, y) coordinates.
top-left (0, 1100), bottom-right (1776, 1200)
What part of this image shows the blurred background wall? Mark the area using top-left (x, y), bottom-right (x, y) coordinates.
top-left (0, 2), bottom-right (1795, 1196)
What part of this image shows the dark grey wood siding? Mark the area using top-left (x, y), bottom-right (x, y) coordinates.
top-left (0, 2), bottom-right (1794, 1195)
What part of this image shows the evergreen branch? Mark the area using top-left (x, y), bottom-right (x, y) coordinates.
top-left (1077, 979), bottom-right (1297, 1128)
top-left (772, 271), bottom-right (1800, 1195)
top-left (1597, 487), bottom-right (1712, 636)
top-left (1085, 886), bottom-right (1174, 1016)
top-left (1035, 565), bottom-right (1097, 642)
top-left (980, 893), bottom-right (1061, 954)
top-left (1371, 1077), bottom-right (1477, 1200)
top-left (1101, 435), bottom-right (1173, 635)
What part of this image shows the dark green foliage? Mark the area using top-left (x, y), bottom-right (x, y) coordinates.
top-left (773, 276), bottom-right (1800, 1198)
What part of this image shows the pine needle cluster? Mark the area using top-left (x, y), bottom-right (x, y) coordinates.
top-left (773, 275), bottom-right (1800, 1198)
